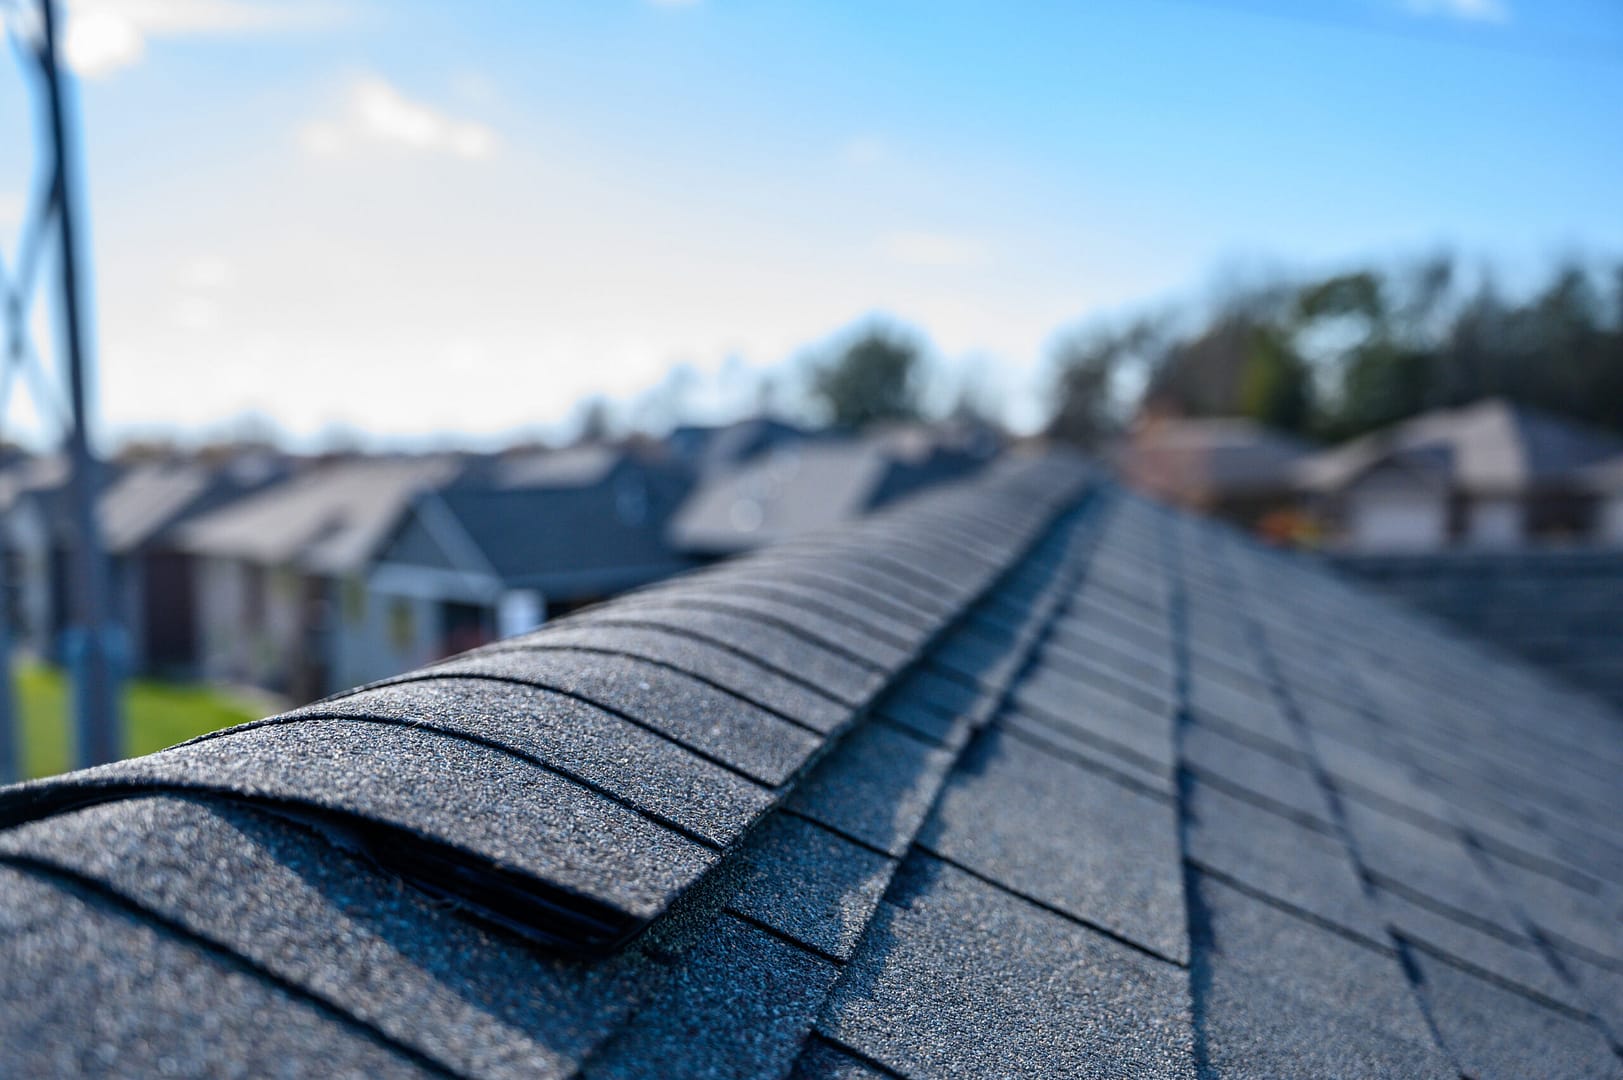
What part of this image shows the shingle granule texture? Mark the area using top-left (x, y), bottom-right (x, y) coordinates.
top-left (4, 452), bottom-right (1623, 1078)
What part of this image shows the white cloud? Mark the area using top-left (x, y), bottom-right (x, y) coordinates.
top-left (1402, 0), bottom-right (1509, 23)
top-left (55, 0), bottom-right (346, 79)
top-left (876, 230), bottom-right (981, 269)
top-left (300, 75), bottom-right (500, 160)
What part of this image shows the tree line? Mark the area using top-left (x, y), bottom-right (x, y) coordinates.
top-left (1045, 257), bottom-right (1623, 448)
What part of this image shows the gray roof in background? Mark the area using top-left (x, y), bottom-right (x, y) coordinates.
top-left (666, 417), bottom-right (815, 478)
top-left (1120, 417), bottom-right (1311, 498)
top-left (178, 455), bottom-right (464, 573)
top-left (97, 463), bottom-right (214, 553)
top-left (1298, 398), bottom-right (1623, 495)
top-left (389, 454), bottom-right (695, 597)
top-left (668, 433), bottom-right (990, 555)
top-left (2, 453), bottom-right (1622, 1078)
top-left (481, 445), bottom-right (625, 489)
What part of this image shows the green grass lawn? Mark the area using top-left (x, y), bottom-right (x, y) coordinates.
top-left (12, 663), bottom-right (270, 780)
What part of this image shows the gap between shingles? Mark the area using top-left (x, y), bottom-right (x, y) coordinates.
top-left (996, 719), bottom-right (1174, 806)
top-left (599, 596), bottom-right (898, 673)
top-left (325, 669), bottom-right (816, 778)
top-left (803, 1031), bottom-right (914, 1080)
top-left (913, 844), bottom-right (1188, 971)
top-left (436, 639), bottom-right (837, 730)
top-left (109, 711), bottom-right (729, 852)
top-left (1162, 513), bottom-right (1219, 1080)
top-left (537, 616), bottom-right (871, 705)
top-left (1214, 534), bottom-right (1466, 1075)
top-left (0, 854), bottom-right (462, 1080)
top-left (636, 580), bottom-right (924, 654)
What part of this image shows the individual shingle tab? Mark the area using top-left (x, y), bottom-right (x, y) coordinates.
top-left (0, 718), bottom-right (719, 951)
top-left (0, 864), bottom-right (433, 1080)
top-left (819, 854), bottom-right (1196, 1079)
top-left (487, 622), bottom-right (849, 732)
top-left (1188, 872), bottom-right (1457, 1080)
top-left (235, 677), bottom-right (775, 844)
top-left (367, 648), bottom-right (823, 786)
top-left (725, 812), bottom-right (897, 961)
top-left (612, 588), bottom-right (921, 669)
top-left (1182, 720), bottom-right (1336, 828)
top-left (0, 795), bottom-right (658, 1079)
top-left (572, 604), bottom-right (890, 707)
top-left (783, 721), bottom-right (956, 858)
top-left (1410, 949), bottom-right (1623, 1080)
top-left (919, 728), bottom-right (1187, 963)
top-left (1184, 779), bottom-right (1386, 945)
top-left (582, 914), bottom-right (839, 1080)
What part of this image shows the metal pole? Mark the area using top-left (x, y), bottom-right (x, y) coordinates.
top-left (39, 0), bottom-right (120, 767)
top-left (0, 540), bottom-right (14, 784)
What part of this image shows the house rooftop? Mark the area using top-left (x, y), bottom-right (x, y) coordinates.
top-left (668, 433), bottom-right (987, 556)
top-left (1297, 398), bottom-right (1623, 494)
top-left (177, 455), bottom-right (464, 574)
top-left (2, 452), bottom-right (1621, 1077)
top-left (1120, 417), bottom-right (1311, 501)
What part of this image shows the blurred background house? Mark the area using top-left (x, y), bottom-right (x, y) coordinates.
top-left (177, 455), bottom-right (464, 702)
top-left (1295, 400), bottom-right (1623, 552)
top-left (1116, 418), bottom-right (1309, 530)
top-left (359, 443), bottom-right (694, 689)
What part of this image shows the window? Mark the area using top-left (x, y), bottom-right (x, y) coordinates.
top-left (342, 576), bottom-right (367, 626)
top-left (387, 597), bottom-right (416, 652)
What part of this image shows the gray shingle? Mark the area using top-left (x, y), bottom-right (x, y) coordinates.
top-left (574, 605), bottom-right (889, 707)
top-left (0, 863), bottom-right (431, 1079)
top-left (1411, 949), bottom-right (1623, 1080)
top-left (0, 795), bottom-right (656, 1078)
top-left (582, 914), bottom-right (838, 1080)
top-left (488, 623), bottom-right (849, 732)
top-left (378, 648), bottom-right (823, 787)
top-left (819, 855), bottom-right (1195, 1079)
top-left (919, 728), bottom-right (1187, 962)
top-left (0, 718), bottom-right (718, 947)
top-left (1189, 873), bottom-right (1456, 1080)
top-left (1182, 720), bottom-right (1336, 829)
top-left (725, 812), bottom-right (897, 961)
top-left (783, 721), bottom-right (956, 858)
top-left (1184, 779), bottom-right (1386, 945)
top-left (264, 677), bottom-right (774, 844)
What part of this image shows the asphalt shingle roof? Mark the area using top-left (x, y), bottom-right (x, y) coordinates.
top-left (2, 450), bottom-right (1622, 1078)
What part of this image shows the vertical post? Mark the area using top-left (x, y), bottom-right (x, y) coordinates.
top-left (0, 542), bottom-right (15, 784)
top-left (39, 0), bottom-right (120, 767)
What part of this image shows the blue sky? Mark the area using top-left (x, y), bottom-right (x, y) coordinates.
top-left (1, 0), bottom-right (1620, 446)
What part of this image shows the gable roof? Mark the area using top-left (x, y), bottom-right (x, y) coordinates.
top-left (1298, 398), bottom-right (1623, 495)
top-left (2, 452), bottom-right (1622, 1078)
top-left (380, 460), bottom-right (694, 598)
top-left (177, 455), bottom-right (464, 574)
top-left (668, 434), bottom-right (987, 555)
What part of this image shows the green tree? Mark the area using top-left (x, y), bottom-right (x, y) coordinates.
top-left (1239, 325), bottom-right (1312, 433)
top-left (811, 326), bottom-right (923, 429)
top-left (1046, 320), bottom-right (1163, 448)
